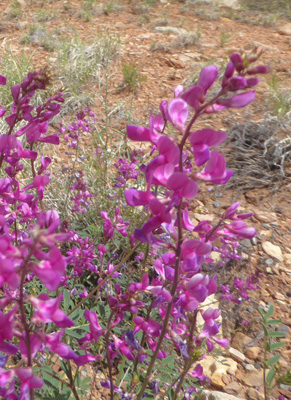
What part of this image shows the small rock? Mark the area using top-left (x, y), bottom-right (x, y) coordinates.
top-left (253, 210), bottom-right (277, 223)
top-left (254, 363), bottom-right (261, 369)
top-left (194, 213), bottom-right (214, 222)
top-left (276, 324), bottom-right (289, 336)
top-left (242, 370), bottom-right (264, 387)
top-left (228, 347), bottom-right (246, 363)
top-left (251, 237), bottom-right (258, 246)
top-left (279, 358), bottom-right (289, 368)
top-left (247, 388), bottom-right (264, 400)
top-left (154, 26), bottom-right (187, 35)
top-left (287, 289), bottom-right (291, 298)
top-left (279, 384), bottom-right (291, 390)
top-left (200, 390), bottom-right (242, 400)
top-left (241, 239), bottom-right (252, 248)
top-left (262, 241), bottom-right (283, 262)
top-left (224, 381), bottom-right (244, 396)
top-left (275, 293), bottom-right (286, 301)
top-left (244, 364), bottom-right (256, 371)
top-left (283, 253), bottom-right (291, 265)
top-left (213, 200), bottom-right (220, 208)
top-left (278, 23), bottom-right (291, 35)
top-left (266, 267), bottom-right (273, 274)
top-left (231, 332), bottom-right (252, 353)
top-left (245, 347), bottom-right (260, 360)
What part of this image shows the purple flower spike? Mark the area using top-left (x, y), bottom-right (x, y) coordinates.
top-left (127, 125), bottom-right (151, 142)
top-left (195, 150), bottom-right (233, 185)
top-left (217, 91), bottom-right (256, 108)
top-left (198, 65), bottom-right (218, 95)
top-left (167, 98), bottom-right (189, 132)
top-left (189, 129), bottom-right (227, 166)
top-left (0, 74), bottom-right (6, 86)
top-left (181, 85), bottom-right (203, 109)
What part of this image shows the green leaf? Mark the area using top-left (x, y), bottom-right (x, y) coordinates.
top-left (268, 331), bottom-right (286, 338)
top-left (266, 304), bottom-right (274, 318)
top-left (267, 319), bottom-right (281, 326)
top-left (267, 354), bottom-right (280, 367)
top-left (267, 367), bottom-right (276, 384)
top-left (269, 342), bottom-right (286, 351)
top-left (258, 307), bottom-right (266, 319)
top-left (63, 289), bottom-right (70, 312)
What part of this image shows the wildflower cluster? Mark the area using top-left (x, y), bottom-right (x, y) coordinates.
top-left (0, 51), bottom-right (278, 400)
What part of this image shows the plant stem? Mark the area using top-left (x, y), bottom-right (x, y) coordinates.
top-left (67, 360), bottom-right (81, 400)
top-left (105, 311), bottom-right (115, 400)
top-left (172, 311), bottom-right (198, 400)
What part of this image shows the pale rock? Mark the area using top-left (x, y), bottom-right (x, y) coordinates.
top-left (210, 251), bottom-right (221, 262)
top-left (247, 388), bottom-right (265, 400)
top-left (279, 358), bottom-right (289, 368)
top-left (262, 241), bottom-right (283, 262)
top-left (253, 210), bottom-right (277, 223)
top-left (231, 332), bottom-right (252, 353)
top-left (200, 390), bottom-right (242, 400)
top-left (202, 0), bottom-right (240, 9)
top-left (245, 346), bottom-right (261, 360)
top-left (242, 369), bottom-right (264, 387)
top-left (194, 213), bottom-right (214, 222)
top-left (154, 26), bottom-right (187, 35)
top-left (244, 364), bottom-right (256, 371)
top-left (275, 293), bottom-right (285, 301)
top-left (284, 253), bottom-right (291, 265)
top-left (228, 347), bottom-right (246, 363)
top-left (17, 0), bottom-right (27, 7)
top-left (278, 23), bottom-right (291, 35)
top-left (259, 229), bottom-right (272, 239)
top-left (224, 381), bottom-right (244, 395)
top-left (199, 355), bottom-right (237, 389)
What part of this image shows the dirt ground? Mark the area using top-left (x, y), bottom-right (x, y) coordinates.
top-left (1, 0), bottom-right (291, 399)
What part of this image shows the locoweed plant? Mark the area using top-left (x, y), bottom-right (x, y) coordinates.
top-left (0, 50), bottom-right (280, 400)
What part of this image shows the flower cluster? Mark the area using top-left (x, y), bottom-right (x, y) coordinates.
top-left (0, 51), bottom-right (276, 400)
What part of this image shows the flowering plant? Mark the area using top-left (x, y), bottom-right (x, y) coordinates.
top-left (0, 51), bottom-right (274, 400)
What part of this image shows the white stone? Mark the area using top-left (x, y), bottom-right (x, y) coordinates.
top-left (262, 241), bottom-right (283, 262)
top-left (154, 26), bottom-right (187, 35)
top-left (278, 23), bottom-right (291, 35)
top-left (200, 389), bottom-right (242, 400)
top-left (228, 347), bottom-right (246, 363)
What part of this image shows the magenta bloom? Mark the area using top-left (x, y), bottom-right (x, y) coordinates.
top-left (189, 129), bottom-right (227, 166)
top-left (33, 246), bottom-right (66, 291)
top-left (30, 295), bottom-right (74, 328)
top-left (195, 150), bottom-right (233, 185)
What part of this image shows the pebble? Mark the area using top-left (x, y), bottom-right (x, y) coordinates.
top-left (287, 289), bottom-right (291, 297)
top-left (213, 200), bottom-right (220, 208)
top-left (266, 267), bottom-right (273, 274)
top-left (262, 241), bottom-right (283, 262)
top-left (279, 384), bottom-right (291, 390)
top-left (241, 239), bottom-right (252, 248)
top-left (265, 258), bottom-right (273, 266)
top-left (276, 324), bottom-right (290, 336)
top-left (245, 347), bottom-right (261, 361)
top-left (244, 364), bottom-right (256, 372)
top-left (251, 237), bottom-right (258, 245)
top-left (278, 23), bottom-right (291, 35)
top-left (228, 347), bottom-right (246, 363)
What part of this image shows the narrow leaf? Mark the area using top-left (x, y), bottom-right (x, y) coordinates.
top-left (267, 354), bottom-right (280, 367)
top-left (268, 331), bottom-right (286, 338)
top-left (266, 304), bottom-right (274, 318)
top-left (269, 342), bottom-right (286, 351)
top-left (267, 319), bottom-right (281, 326)
top-left (267, 367), bottom-right (276, 384)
